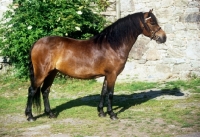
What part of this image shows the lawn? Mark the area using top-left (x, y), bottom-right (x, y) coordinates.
top-left (0, 75), bottom-right (200, 137)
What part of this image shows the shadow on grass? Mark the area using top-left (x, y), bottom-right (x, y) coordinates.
top-left (36, 88), bottom-right (184, 119)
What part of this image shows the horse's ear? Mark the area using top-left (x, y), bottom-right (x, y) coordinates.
top-left (149, 9), bottom-right (153, 13)
top-left (148, 9), bottom-right (153, 17)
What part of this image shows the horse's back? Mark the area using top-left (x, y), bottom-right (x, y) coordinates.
top-left (31, 36), bottom-right (104, 78)
top-left (31, 36), bottom-right (84, 59)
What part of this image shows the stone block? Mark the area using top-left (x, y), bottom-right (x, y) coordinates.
top-left (162, 58), bottom-right (186, 64)
top-left (129, 46), bottom-right (148, 60)
top-left (0, 56), bottom-right (3, 62)
top-left (129, 38), bottom-right (149, 60)
top-left (145, 66), bottom-right (157, 76)
top-left (172, 64), bottom-right (192, 73)
top-left (159, 17), bottom-right (169, 24)
top-left (156, 44), bottom-right (168, 50)
top-left (165, 34), bottom-right (175, 41)
top-left (188, 1), bottom-right (200, 8)
top-left (167, 48), bottom-right (185, 58)
top-left (190, 71), bottom-right (200, 77)
top-left (191, 61), bottom-right (200, 68)
top-left (185, 13), bottom-right (200, 22)
top-left (145, 60), bottom-right (162, 66)
top-left (185, 8), bottom-right (199, 14)
top-left (179, 71), bottom-right (191, 79)
top-left (174, 22), bottom-right (186, 30)
top-left (146, 2), bottom-right (158, 10)
top-left (174, 0), bottom-right (188, 7)
top-left (134, 3), bottom-right (146, 11)
top-left (172, 39), bottom-right (185, 47)
top-left (185, 30), bottom-right (199, 39)
top-left (0, 56), bottom-right (10, 63)
top-left (140, 0), bottom-right (151, 2)
top-left (186, 41), bottom-right (200, 60)
top-left (120, 0), bottom-right (134, 12)
top-left (156, 64), bottom-right (171, 73)
top-left (146, 49), bottom-right (161, 61)
top-left (161, 0), bottom-right (173, 8)
top-left (156, 7), bottom-right (169, 15)
top-left (175, 30), bottom-right (187, 39)
top-left (154, 2), bottom-right (161, 10)
top-left (186, 23), bottom-right (199, 29)
top-left (173, 7), bottom-right (184, 15)
top-left (164, 24), bottom-right (173, 33)
top-left (138, 59), bottom-right (147, 64)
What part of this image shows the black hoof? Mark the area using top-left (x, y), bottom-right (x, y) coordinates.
top-left (110, 115), bottom-right (118, 120)
top-left (98, 112), bottom-right (106, 117)
top-left (27, 116), bottom-right (36, 122)
top-left (108, 111), bottom-right (118, 120)
top-left (49, 113), bottom-right (56, 119)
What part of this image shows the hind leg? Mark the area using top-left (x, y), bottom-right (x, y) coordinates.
top-left (25, 68), bottom-right (50, 121)
top-left (41, 70), bottom-right (57, 118)
top-left (25, 86), bottom-right (40, 121)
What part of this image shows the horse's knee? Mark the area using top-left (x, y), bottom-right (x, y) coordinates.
top-left (28, 86), bottom-right (37, 96)
top-left (108, 92), bottom-right (113, 100)
top-left (41, 87), bottom-right (50, 98)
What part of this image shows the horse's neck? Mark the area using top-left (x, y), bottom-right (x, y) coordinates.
top-left (116, 34), bottom-right (140, 60)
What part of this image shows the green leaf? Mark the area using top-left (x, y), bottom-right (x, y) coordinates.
top-left (0, 0), bottom-right (106, 78)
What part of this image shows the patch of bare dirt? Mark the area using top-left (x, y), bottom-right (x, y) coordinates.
top-left (22, 125), bottom-right (51, 137)
top-left (0, 114), bottom-right (25, 125)
top-left (0, 89), bottom-right (199, 137)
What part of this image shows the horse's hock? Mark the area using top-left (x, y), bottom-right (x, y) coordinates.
top-left (1, 0), bottom-right (200, 81)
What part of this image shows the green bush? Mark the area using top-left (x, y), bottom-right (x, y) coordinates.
top-left (0, 0), bottom-right (106, 78)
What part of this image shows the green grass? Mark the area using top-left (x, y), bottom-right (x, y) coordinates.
top-left (0, 75), bottom-right (200, 136)
top-left (115, 81), bottom-right (157, 91)
top-left (164, 78), bottom-right (200, 93)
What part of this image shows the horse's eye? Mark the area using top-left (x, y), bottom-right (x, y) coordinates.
top-left (151, 22), bottom-right (156, 25)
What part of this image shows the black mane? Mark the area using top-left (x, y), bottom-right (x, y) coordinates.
top-left (149, 12), bottom-right (158, 25)
top-left (92, 12), bottom-right (147, 49)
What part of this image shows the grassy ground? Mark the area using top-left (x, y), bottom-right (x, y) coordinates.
top-left (0, 75), bottom-right (199, 137)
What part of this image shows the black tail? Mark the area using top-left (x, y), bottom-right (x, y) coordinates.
top-left (29, 43), bottom-right (41, 112)
top-left (32, 87), bottom-right (41, 112)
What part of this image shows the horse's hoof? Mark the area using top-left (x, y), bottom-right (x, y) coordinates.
top-left (49, 113), bottom-right (56, 119)
top-left (98, 112), bottom-right (106, 117)
top-left (110, 115), bottom-right (118, 120)
top-left (27, 117), bottom-right (36, 122)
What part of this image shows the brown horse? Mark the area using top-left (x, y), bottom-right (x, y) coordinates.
top-left (25, 10), bottom-right (166, 121)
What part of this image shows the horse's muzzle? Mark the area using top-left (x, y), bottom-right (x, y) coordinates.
top-left (156, 34), bottom-right (167, 44)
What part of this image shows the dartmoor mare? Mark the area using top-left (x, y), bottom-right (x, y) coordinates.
top-left (25, 10), bottom-right (166, 121)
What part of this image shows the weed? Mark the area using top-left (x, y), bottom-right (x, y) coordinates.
top-left (181, 123), bottom-right (194, 128)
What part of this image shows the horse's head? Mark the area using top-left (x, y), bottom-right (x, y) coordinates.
top-left (141, 9), bottom-right (166, 44)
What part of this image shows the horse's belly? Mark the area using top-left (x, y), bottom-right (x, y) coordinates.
top-left (56, 63), bottom-right (103, 79)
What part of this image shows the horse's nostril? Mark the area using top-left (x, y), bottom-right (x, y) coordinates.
top-left (162, 35), bottom-right (167, 43)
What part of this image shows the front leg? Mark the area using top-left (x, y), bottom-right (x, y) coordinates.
top-left (106, 75), bottom-right (118, 120)
top-left (107, 88), bottom-right (118, 120)
top-left (98, 78), bottom-right (107, 117)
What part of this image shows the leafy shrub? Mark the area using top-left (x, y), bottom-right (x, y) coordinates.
top-left (0, 0), bottom-right (106, 78)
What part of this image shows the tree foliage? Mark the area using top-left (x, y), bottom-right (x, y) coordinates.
top-left (0, 0), bottom-right (106, 78)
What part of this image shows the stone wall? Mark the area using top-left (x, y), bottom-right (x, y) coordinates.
top-left (103, 0), bottom-right (200, 82)
top-left (1, 0), bottom-right (200, 81)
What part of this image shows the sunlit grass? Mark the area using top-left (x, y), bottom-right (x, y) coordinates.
top-left (164, 78), bottom-right (200, 93)
top-left (0, 75), bottom-right (200, 136)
